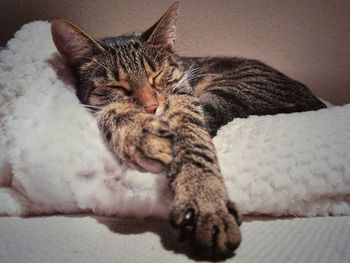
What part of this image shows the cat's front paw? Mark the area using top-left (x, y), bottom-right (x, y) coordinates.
top-left (129, 118), bottom-right (174, 174)
top-left (170, 199), bottom-right (241, 260)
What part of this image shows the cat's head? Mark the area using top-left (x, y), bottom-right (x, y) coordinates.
top-left (51, 2), bottom-right (185, 115)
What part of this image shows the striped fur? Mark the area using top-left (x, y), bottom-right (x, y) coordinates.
top-left (182, 57), bottom-right (326, 136)
top-left (51, 2), bottom-right (325, 259)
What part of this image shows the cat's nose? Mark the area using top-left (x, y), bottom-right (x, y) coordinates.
top-left (144, 105), bottom-right (158, 114)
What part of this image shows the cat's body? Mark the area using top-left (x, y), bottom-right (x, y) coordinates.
top-left (97, 38), bottom-right (325, 137)
top-left (50, 2), bottom-right (325, 260)
top-left (180, 56), bottom-right (325, 136)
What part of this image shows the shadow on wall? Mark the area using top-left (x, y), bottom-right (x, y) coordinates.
top-left (1, 0), bottom-right (55, 46)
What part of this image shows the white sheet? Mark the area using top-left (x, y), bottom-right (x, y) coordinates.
top-left (0, 215), bottom-right (349, 263)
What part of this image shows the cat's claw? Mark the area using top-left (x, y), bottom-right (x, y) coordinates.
top-left (184, 209), bottom-right (195, 222)
top-left (170, 200), bottom-right (241, 260)
top-left (171, 207), bottom-right (196, 228)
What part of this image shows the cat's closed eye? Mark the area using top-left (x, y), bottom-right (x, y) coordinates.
top-left (109, 85), bottom-right (132, 96)
top-left (150, 70), bottom-right (180, 90)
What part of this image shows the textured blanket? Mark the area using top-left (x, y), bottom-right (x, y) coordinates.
top-left (0, 21), bottom-right (349, 218)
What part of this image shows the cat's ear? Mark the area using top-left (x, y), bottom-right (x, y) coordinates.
top-left (141, 2), bottom-right (179, 52)
top-left (51, 19), bottom-right (105, 65)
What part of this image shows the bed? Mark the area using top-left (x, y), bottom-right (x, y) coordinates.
top-left (0, 21), bottom-right (349, 263)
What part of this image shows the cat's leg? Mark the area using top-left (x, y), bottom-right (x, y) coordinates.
top-left (162, 89), bottom-right (241, 259)
top-left (96, 99), bottom-right (173, 174)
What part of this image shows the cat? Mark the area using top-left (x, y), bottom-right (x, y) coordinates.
top-left (50, 1), bottom-right (326, 259)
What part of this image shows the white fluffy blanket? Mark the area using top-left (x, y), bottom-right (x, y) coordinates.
top-left (1, 21), bottom-right (349, 218)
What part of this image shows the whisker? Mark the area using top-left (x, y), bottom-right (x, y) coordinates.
top-left (80, 104), bottom-right (103, 109)
top-left (82, 108), bottom-right (96, 113)
top-left (172, 64), bottom-right (201, 91)
top-left (80, 104), bottom-right (104, 111)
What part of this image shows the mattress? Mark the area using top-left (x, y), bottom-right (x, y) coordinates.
top-left (0, 215), bottom-right (349, 263)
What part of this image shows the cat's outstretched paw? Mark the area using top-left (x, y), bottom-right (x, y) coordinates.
top-left (129, 118), bottom-right (174, 174)
top-left (170, 200), bottom-right (242, 260)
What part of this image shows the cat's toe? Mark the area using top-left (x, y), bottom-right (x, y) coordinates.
top-left (170, 203), bottom-right (198, 241)
top-left (132, 150), bottom-right (165, 173)
top-left (226, 200), bottom-right (242, 226)
top-left (195, 211), bottom-right (241, 260)
top-left (142, 133), bottom-right (173, 164)
top-left (129, 117), bottom-right (174, 174)
top-left (144, 119), bottom-right (173, 138)
top-left (171, 207), bottom-right (196, 228)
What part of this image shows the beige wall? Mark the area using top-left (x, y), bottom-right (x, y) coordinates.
top-left (1, 0), bottom-right (350, 104)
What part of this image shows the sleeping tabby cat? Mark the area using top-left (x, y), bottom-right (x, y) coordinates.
top-left (51, 2), bottom-right (326, 259)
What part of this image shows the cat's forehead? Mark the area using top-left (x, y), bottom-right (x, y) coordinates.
top-left (99, 34), bottom-right (140, 46)
top-left (102, 39), bottom-right (144, 59)
top-left (96, 35), bottom-right (179, 83)
top-left (100, 37), bottom-right (172, 75)
top-left (99, 38), bottom-right (146, 78)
